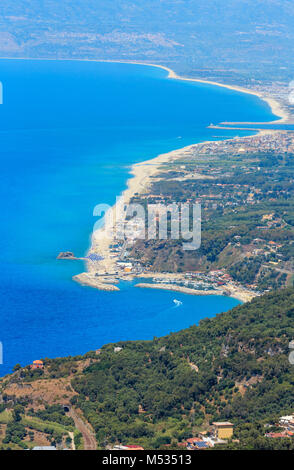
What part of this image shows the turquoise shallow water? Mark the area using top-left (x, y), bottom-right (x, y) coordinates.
top-left (0, 59), bottom-right (277, 375)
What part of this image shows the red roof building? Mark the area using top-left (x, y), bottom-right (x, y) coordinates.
top-left (186, 438), bottom-right (202, 444)
top-left (124, 445), bottom-right (144, 450)
top-left (30, 360), bottom-right (44, 370)
top-left (266, 432), bottom-right (290, 438)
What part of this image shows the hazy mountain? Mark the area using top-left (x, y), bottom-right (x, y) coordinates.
top-left (0, 1), bottom-right (294, 82)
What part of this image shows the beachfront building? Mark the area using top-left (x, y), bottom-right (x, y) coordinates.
top-left (212, 422), bottom-right (234, 440)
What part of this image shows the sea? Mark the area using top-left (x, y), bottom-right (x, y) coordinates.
top-left (0, 59), bottom-right (277, 375)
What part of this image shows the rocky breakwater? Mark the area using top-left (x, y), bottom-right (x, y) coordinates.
top-left (57, 251), bottom-right (77, 259)
top-left (73, 272), bottom-right (120, 291)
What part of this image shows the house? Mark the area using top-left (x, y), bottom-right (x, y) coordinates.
top-left (123, 445), bottom-right (144, 450)
top-left (279, 414), bottom-right (294, 429)
top-left (186, 437), bottom-right (202, 447)
top-left (185, 437), bottom-right (212, 450)
top-left (186, 437), bottom-right (209, 450)
top-left (265, 432), bottom-right (290, 439)
top-left (193, 441), bottom-right (209, 450)
top-left (30, 360), bottom-right (44, 370)
top-left (212, 422), bottom-right (234, 440)
top-left (279, 414), bottom-right (294, 425)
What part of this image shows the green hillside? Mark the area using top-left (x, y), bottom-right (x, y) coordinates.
top-left (70, 288), bottom-right (294, 449)
top-left (1, 1), bottom-right (294, 82)
top-left (2, 288), bottom-right (294, 449)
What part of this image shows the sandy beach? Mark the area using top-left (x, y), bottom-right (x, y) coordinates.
top-left (73, 129), bottom-right (263, 303)
top-left (73, 143), bottom-right (191, 287)
top-left (74, 129), bottom-right (277, 297)
top-left (10, 55), bottom-right (279, 301)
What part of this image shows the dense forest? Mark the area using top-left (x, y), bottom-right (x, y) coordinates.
top-left (69, 288), bottom-right (294, 449)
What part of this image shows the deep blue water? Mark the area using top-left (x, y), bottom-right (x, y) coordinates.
top-left (0, 59), bottom-right (277, 375)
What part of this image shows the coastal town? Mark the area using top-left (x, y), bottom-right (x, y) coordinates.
top-left (70, 130), bottom-right (294, 304)
top-left (3, 0), bottom-right (294, 455)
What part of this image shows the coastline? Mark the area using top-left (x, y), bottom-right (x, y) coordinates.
top-left (73, 130), bottom-right (272, 302)
top-left (0, 56), bottom-right (290, 124)
top-left (65, 58), bottom-right (286, 302)
top-left (119, 60), bottom-right (289, 124)
top-left (4, 56), bottom-right (281, 302)
top-left (73, 143), bottom-right (195, 287)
